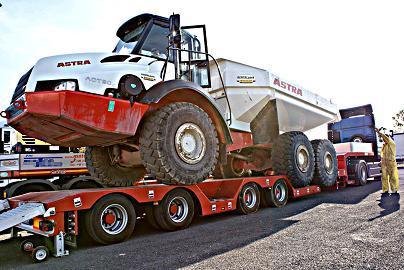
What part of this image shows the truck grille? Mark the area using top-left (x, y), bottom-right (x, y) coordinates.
top-left (11, 67), bottom-right (33, 102)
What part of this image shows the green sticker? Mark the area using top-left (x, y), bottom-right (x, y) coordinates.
top-left (130, 83), bottom-right (137, 88)
top-left (108, 100), bottom-right (115, 112)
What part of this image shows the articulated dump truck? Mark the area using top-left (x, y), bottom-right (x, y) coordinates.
top-left (3, 13), bottom-right (338, 188)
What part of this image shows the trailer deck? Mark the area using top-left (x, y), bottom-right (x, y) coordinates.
top-left (0, 151), bottom-right (378, 263)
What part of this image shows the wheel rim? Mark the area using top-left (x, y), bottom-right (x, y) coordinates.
top-left (353, 137), bottom-right (363, 143)
top-left (361, 166), bottom-right (367, 181)
top-left (243, 186), bottom-right (257, 208)
top-left (35, 249), bottom-right (47, 261)
top-left (175, 123), bottom-right (206, 164)
top-left (324, 151), bottom-right (334, 175)
top-left (23, 241), bottom-right (34, 252)
top-left (100, 204), bottom-right (128, 235)
top-left (230, 157), bottom-right (246, 177)
top-left (274, 182), bottom-right (286, 202)
top-left (296, 145), bottom-right (309, 173)
top-left (168, 196), bottom-right (189, 223)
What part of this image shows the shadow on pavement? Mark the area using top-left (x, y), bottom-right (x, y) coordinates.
top-left (368, 193), bottom-right (400, 221)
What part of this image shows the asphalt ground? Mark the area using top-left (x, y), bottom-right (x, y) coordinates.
top-left (0, 170), bottom-right (403, 270)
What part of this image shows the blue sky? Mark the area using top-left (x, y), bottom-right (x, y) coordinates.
top-left (0, 0), bottom-right (403, 134)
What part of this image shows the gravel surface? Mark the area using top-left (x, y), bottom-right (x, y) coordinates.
top-left (0, 170), bottom-right (403, 270)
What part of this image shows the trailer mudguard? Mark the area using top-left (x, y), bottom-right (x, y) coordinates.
top-left (4, 179), bottom-right (58, 198)
top-left (141, 79), bottom-right (233, 144)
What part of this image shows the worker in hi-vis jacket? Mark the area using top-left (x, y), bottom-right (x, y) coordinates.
top-left (375, 128), bottom-right (399, 195)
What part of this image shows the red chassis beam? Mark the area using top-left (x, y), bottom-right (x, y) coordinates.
top-left (7, 176), bottom-right (322, 237)
top-left (6, 91), bottom-right (149, 147)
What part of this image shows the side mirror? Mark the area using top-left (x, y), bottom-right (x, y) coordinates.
top-left (169, 14), bottom-right (181, 48)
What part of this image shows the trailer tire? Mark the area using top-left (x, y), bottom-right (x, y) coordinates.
top-left (84, 194), bottom-right (136, 245)
top-left (311, 139), bottom-right (338, 187)
top-left (31, 246), bottom-right (49, 263)
top-left (21, 238), bottom-right (37, 252)
top-left (238, 183), bottom-right (260, 214)
top-left (152, 189), bottom-right (195, 231)
top-left (264, 179), bottom-right (289, 208)
top-left (145, 206), bottom-right (161, 230)
top-left (356, 161), bottom-right (368, 186)
top-left (85, 146), bottom-right (145, 187)
top-left (272, 132), bottom-right (314, 188)
top-left (140, 102), bottom-right (219, 185)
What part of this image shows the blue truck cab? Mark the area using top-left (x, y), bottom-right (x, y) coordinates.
top-left (328, 104), bottom-right (381, 181)
top-left (328, 104), bottom-right (377, 144)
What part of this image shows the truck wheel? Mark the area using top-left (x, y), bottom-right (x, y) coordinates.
top-left (272, 132), bottom-right (314, 188)
top-left (85, 146), bottom-right (145, 187)
top-left (311, 139), bottom-right (338, 187)
top-left (144, 206), bottom-right (161, 230)
top-left (84, 194), bottom-right (136, 245)
top-left (152, 189), bottom-right (195, 231)
top-left (21, 238), bottom-right (37, 252)
top-left (238, 183), bottom-right (260, 214)
top-left (264, 179), bottom-right (289, 208)
top-left (213, 155), bottom-right (251, 179)
top-left (31, 246), bottom-right (49, 263)
top-left (356, 161), bottom-right (368, 185)
top-left (140, 102), bottom-right (219, 185)
top-left (351, 136), bottom-right (364, 143)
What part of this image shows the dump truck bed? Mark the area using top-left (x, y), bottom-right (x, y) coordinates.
top-left (209, 59), bottom-right (338, 133)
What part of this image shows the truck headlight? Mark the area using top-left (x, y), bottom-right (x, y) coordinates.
top-left (54, 81), bottom-right (76, 91)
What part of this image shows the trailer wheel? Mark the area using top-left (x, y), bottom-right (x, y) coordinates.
top-left (238, 183), bottom-right (260, 214)
top-left (152, 189), bottom-right (195, 231)
top-left (264, 179), bottom-right (289, 208)
top-left (311, 139), bottom-right (338, 187)
top-left (140, 102), bottom-right (219, 185)
top-left (31, 246), bottom-right (49, 263)
top-left (84, 194), bottom-right (136, 245)
top-left (356, 161), bottom-right (368, 186)
top-left (272, 132), bottom-right (314, 188)
top-left (20, 239), bottom-right (35, 252)
top-left (85, 146), bottom-right (145, 187)
top-left (144, 206), bottom-right (161, 230)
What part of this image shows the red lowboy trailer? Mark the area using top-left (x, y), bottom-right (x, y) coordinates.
top-left (0, 150), bottom-right (375, 263)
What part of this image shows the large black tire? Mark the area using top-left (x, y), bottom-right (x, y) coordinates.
top-left (144, 206), bottom-right (161, 230)
top-left (311, 139), bottom-right (338, 187)
top-left (84, 194), bottom-right (136, 245)
top-left (272, 132), bottom-right (314, 188)
top-left (152, 189), bottom-right (195, 231)
top-left (85, 146), bottom-right (145, 187)
top-left (213, 155), bottom-right (251, 179)
top-left (140, 102), bottom-right (219, 185)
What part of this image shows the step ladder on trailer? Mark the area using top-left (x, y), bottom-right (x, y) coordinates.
top-left (0, 199), bottom-right (46, 232)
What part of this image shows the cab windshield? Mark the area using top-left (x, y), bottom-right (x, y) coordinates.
top-left (114, 19), bottom-right (170, 60)
top-left (114, 22), bottom-right (147, 54)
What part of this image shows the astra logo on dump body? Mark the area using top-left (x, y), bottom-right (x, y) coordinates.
top-left (57, 60), bottom-right (91, 67)
top-left (273, 77), bottom-right (303, 96)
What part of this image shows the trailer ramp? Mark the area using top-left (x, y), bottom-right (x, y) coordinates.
top-left (0, 201), bottom-right (45, 232)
